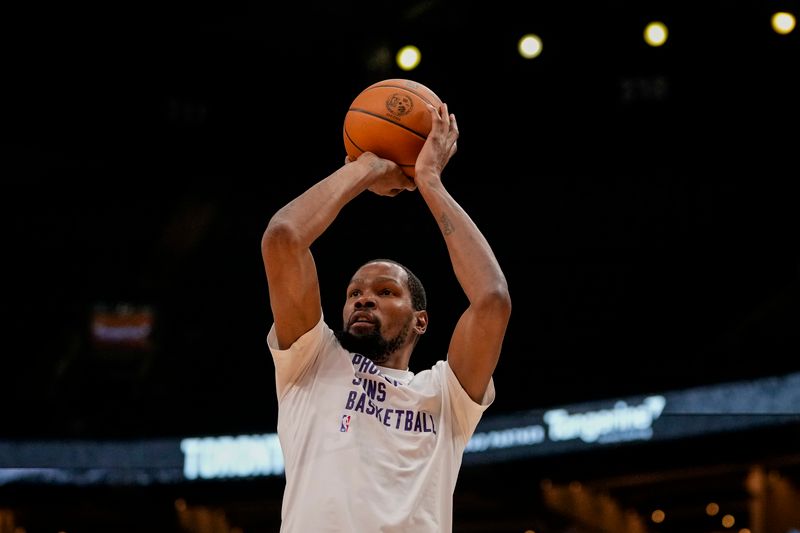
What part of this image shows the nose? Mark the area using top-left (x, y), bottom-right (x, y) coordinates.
top-left (354, 296), bottom-right (376, 309)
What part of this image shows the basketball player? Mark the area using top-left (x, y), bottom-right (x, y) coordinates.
top-left (261, 102), bottom-right (511, 532)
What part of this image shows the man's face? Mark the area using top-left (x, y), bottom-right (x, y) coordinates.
top-left (337, 262), bottom-right (415, 362)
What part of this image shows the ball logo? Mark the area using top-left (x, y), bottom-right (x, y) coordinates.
top-left (385, 93), bottom-right (413, 118)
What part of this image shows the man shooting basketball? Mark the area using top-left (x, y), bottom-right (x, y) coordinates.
top-left (261, 101), bottom-right (511, 532)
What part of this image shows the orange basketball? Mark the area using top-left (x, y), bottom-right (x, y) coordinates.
top-left (343, 79), bottom-right (443, 178)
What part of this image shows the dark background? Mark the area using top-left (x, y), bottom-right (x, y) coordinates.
top-left (2, 0), bottom-right (798, 444)
top-left (2, 2), bottom-right (800, 532)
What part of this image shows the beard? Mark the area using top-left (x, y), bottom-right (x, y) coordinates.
top-left (335, 319), bottom-right (411, 364)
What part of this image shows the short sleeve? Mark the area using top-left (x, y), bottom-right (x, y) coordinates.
top-left (442, 360), bottom-right (495, 445)
top-left (267, 314), bottom-right (326, 400)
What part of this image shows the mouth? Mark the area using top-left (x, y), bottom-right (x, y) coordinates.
top-left (348, 312), bottom-right (376, 328)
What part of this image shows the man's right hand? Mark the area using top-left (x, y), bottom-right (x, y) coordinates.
top-left (347, 152), bottom-right (416, 197)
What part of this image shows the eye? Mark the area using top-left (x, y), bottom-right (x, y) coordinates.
top-left (349, 289), bottom-right (361, 298)
top-left (379, 288), bottom-right (393, 296)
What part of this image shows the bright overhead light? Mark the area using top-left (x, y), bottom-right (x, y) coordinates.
top-left (518, 34), bottom-right (543, 59)
top-left (396, 45), bottom-right (421, 71)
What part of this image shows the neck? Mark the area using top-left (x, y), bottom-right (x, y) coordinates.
top-left (377, 345), bottom-right (413, 371)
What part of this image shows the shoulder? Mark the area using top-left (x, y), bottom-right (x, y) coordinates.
top-left (268, 314), bottom-right (335, 355)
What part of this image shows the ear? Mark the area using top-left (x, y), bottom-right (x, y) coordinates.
top-left (413, 310), bottom-right (428, 335)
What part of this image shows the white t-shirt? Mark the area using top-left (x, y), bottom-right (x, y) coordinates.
top-left (267, 315), bottom-right (494, 533)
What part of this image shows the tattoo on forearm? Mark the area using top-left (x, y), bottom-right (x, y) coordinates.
top-left (439, 213), bottom-right (455, 235)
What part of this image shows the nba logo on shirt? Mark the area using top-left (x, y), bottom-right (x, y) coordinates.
top-left (340, 414), bottom-right (351, 432)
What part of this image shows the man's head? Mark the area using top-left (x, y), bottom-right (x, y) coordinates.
top-left (336, 259), bottom-right (428, 367)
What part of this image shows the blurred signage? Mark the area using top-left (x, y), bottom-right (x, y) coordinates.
top-left (463, 372), bottom-right (800, 464)
top-left (1, 372), bottom-right (798, 485)
top-left (90, 303), bottom-right (154, 351)
top-left (180, 434), bottom-right (284, 480)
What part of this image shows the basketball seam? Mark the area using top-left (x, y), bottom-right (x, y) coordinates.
top-left (343, 129), bottom-right (365, 155)
top-left (344, 128), bottom-right (415, 168)
top-left (346, 108), bottom-right (427, 140)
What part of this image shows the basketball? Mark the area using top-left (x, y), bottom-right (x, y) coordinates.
top-left (343, 78), bottom-right (443, 178)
